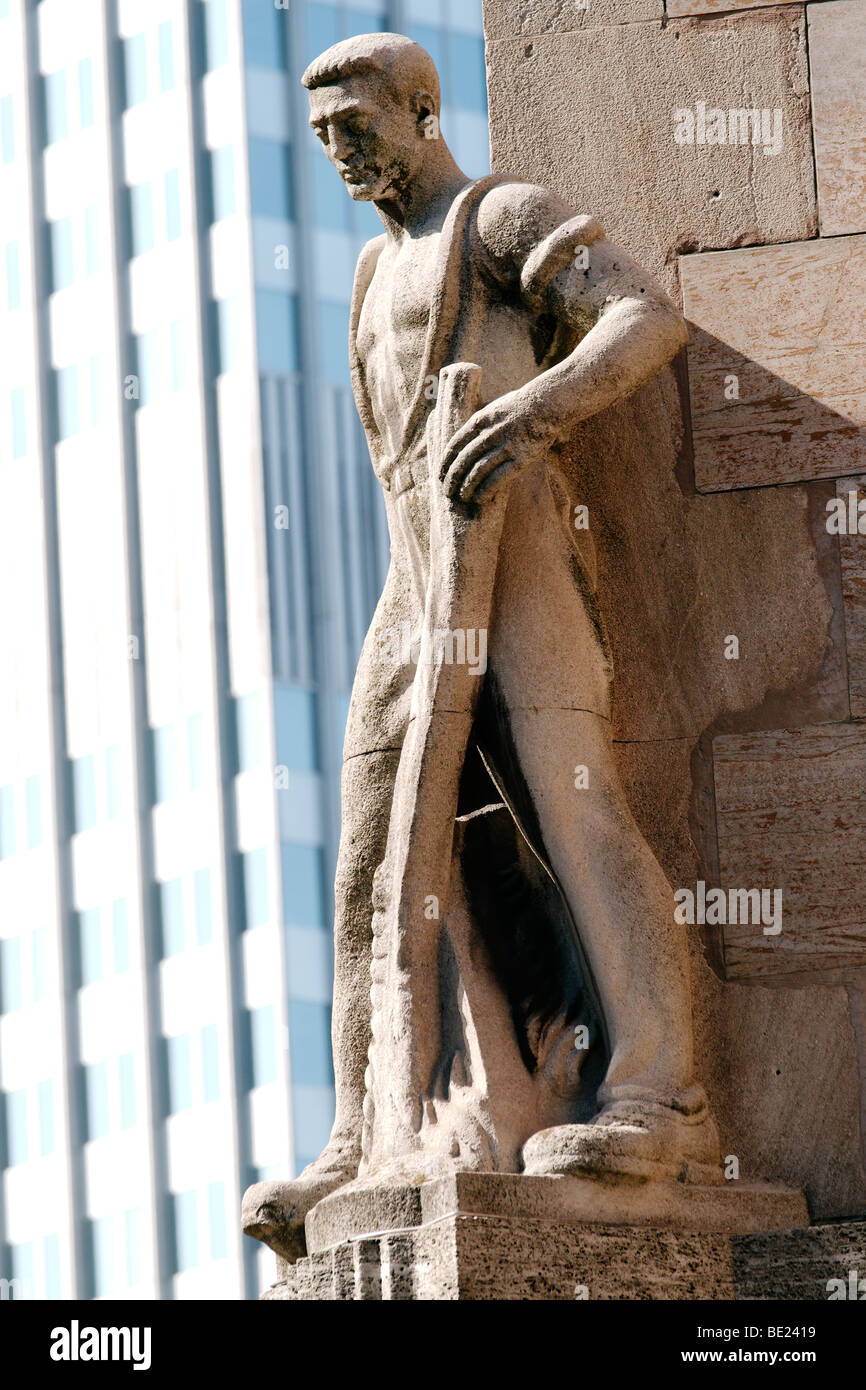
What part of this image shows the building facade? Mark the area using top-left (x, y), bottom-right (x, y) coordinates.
top-left (0, 0), bottom-right (487, 1300)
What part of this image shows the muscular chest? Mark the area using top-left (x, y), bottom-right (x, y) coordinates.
top-left (357, 235), bottom-right (442, 385)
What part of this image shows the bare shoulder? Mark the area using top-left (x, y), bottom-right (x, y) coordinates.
top-left (474, 179), bottom-right (580, 278)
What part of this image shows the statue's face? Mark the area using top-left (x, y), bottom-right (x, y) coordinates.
top-left (308, 73), bottom-right (427, 202)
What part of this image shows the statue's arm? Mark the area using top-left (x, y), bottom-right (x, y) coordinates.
top-left (440, 183), bottom-right (687, 504)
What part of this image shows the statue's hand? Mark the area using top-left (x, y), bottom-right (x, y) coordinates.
top-left (438, 388), bottom-right (555, 505)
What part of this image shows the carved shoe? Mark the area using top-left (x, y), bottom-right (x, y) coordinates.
top-left (521, 1096), bottom-right (722, 1184)
top-left (242, 1151), bottom-right (359, 1263)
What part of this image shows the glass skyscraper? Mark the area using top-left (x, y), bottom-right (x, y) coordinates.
top-left (0, 0), bottom-right (487, 1299)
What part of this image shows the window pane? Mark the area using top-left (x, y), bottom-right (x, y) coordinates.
top-left (77, 56), bottom-right (94, 128)
top-left (84, 1061), bottom-right (110, 1140)
top-left (25, 774), bottom-right (42, 847)
top-left (274, 685), bottom-right (317, 771)
top-left (209, 146), bottom-right (236, 221)
top-left (201, 1023), bottom-right (219, 1102)
top-left (10, 388), bottom-right (26, 458)
top-left (255, 289), bottom-right (298, 374)
top-left (241, 0), bottom-right (284, 69)
top-left (250, 1004), bottom-right (277, 1086)
top-left (173, 1191), bottom-right (198, 1272)
top-left (43, 71), bottom-right (67, 144)
top-left (449, 33), bottom-right (486, 113)
top-left (71, 753), bottom-right (96, 830)
top-left (317, 300), bottom-right (350, 385)
top-left (0, 783), bottom-right (14, 857)
top-left (112, 898), bottom-right (130, 973)
top-left (79, 906), bottom-right (103, 986)
top-left (236, 691), bottom-right (264, 772)
top-left (304, 1), bottom-right (338, 68)
top-left (281, 842), bottom-right (325, 928)
top-left (167, 1034), bottom-right (193, 1112)
top-left (50, 217), bottom-right (75, 291)
top-left (158, 20), bottom-right (175, 92)
top-left (118, 1052), bottom-right (136, 1129)
top-left (124, 1208), bottom-right (143, 1287)
top-left (164, 168), bottom-right (181, 240)
top-left (193, 868), bottom-right (212, 945)
top-left (55, 363), bottom-right (80, 440)
top-left (135, 328), bottom-right (160, 405)
top-left (249, 138), bottom-right (292, 220)
top-left (37, 1078), bottom-right (54, 1156)
top-left (82, 205), bottom-right (99, 275)
top-left (310, 147), bottom-right (348, 232)
top-left (242, 847), bottom-right (269, 929)
top-left (215, 295), bottom-right (241, 373)
top-left (288, 1000), bottom-right (333, 1087)
top-left (0, 92), bottom-right (14, 162)
top-left (11, 1240), bottom-right (35, 1293)
top-left (204, 0), bottom-right (230, 71)
top-left (153, 722), bottom-right (178, 801)
top-left (123, 34), bottom-right (148, 107)
top-left (0, 936), bottom-right (23, 1013)
top-left (207, 1181), bottom-right (227, 1260)
top-left (159, 878), bottom-right (185, 957)
top-left (129, 181), bottom-right (155, 257)
top-left (32, 928), bottom-right (48, 1001)
top-left (90, 1216), bottom-right (113, 1297)
top-left (5, 1088), bottom-right (28, 1164)
top-left (5, 240), bottom-right (21, 309)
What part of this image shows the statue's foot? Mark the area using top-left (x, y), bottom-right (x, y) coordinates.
top-left (521, 1098), bottom-right (722, 1184)
top-left (242, 1145), bottom-right (360, 1263)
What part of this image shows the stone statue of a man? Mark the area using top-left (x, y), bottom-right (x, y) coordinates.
top-left (244, 32), bottom-right (722, 1262)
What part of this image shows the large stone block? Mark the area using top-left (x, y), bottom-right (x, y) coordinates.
top-left (682, 235), bottom-right (866, 491)
top-left (837, 475), bottom-right (866, 718)
top-left (669, 0), bottom-right (801, 13)
top-left (712, 723), bottom-right (866, 979)
top-left (807, 0), bottom-right (866, 236)
top-left (485, 8), bottom-right (816, 296)
top-left (481, 0), bottom-right (662, 39)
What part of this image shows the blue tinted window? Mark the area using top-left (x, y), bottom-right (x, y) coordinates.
top-left (288, 1000), bottom-right (333, 1086)
top-left (173, 1191), bottom-right (198, 1272)
top-left (169, 320), bottom-right (186, 392)
top-left (129, 181), bottom-right (155, 257)
top-left (0, 3), bottom-right (9, 20)
top-left (210, 145), bottom-right (235, 221)
top-left (208, 1180), bottom-right (227, 1259)
top-left (242, 847), bottom-right (269, 929)
top-left (135, 328), bottom-right (160, 405)
top-left (124, 34), bottom-right (148, 107)
top-left (43, 70), bottom-right (67, 144)
top-left (124, 1208), bottom-right (143, 1287)
top-left (44, 1233), bottom-right (61, 1299)
top-left (255, 289), bottom-right (298, 373)
top-left (153, 723), bottom-right (178, 801)
top-left (167, 1033), bottom-right (193, 1112)
top-left (10, 1240), bottom-right (34, 1289)
top-left (449, 33), bottom-right (486, 113)
top-left (304, 2), bottom-right (338, 67)
top-left (158, 20), bottom-right (175, 92)
top-left (193, 868), bottom-right (212, 945)
top-left (32, 928), bottom-right (47, 1001)
top-left (201, 1023), bottom-right (219, 1102)
top-left (0, 936), bottom-right (23, 1012)
top-left (0, 783), bottom-right (14, 857)
top-left (11, 388), bottom-right (26, 458)
top-left (160, 878), bottom-right (185, 957)
top-left (236, 691), bottom-right (264, 771)
top-left (281, 842), bottom-right (325, 928)
top-left (5, 240), bottom-right (21, 309)
top-left (242, 0), bottom-right (284, 69)
top-left (112, 898), bottom-right (130, 972)
top-left (0, 93), bottom-right (14, 162)
top-left (56, 363), bottom-right (79, 440)
top-left (310, 148), bottom-right (348, 232)
top-left (250, 1004), bottom-right (277, 1086)
top-left (105, 744), bottom-right (122, 818)
top-left (164, 168), bottom-right (181, 240)
top-left (79, 907), bottom-right (102, 985)
top-left (118, 1052), bottom-right (136, 1129)
top-left (83, 205), bottom-right (99, 275)
top-left (249, 138), bottom-right (292, 220)
top-left (274, 684), bottom-right (317, 771)
top-left (78, 57), bottom-right (94, 128)
top-left (204, 0), bottom-right (230, 71)
top-left (84, 1061), bottom-right (110, 1140)
top-left (90, 1216), bottom-right (113, 1296)
top-left (187, 712), bottom-right (204, 789)
top-left (71, 754), bottom-right (97, 830)
top-left (89, 353), bottom-right (105, 428)
top-left (6, 1088), bottom-right (27, 1164)
top-left (37, 1078), bottom-right (54, 1155)
top-left (50, 217), bottom-right (75, 291)
top-left (318, 300), bottom-right (350, 384)
top-left (215, 295), bottom-right (241, 373)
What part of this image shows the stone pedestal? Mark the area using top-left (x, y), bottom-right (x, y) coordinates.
top-left (259, 1173), bottom-right (866, 1301)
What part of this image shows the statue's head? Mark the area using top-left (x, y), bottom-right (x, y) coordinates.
top-left (302, 33), bottom-right (442, 203)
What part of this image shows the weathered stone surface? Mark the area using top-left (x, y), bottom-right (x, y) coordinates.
top-left (485, 10), bottom-right (816, 298)
top-left (808, 0), bottom-right (866, 236)
top-left (682, 236), bottom-right (866, 492)
top-left (837, 476), bottom-right (866, 718)
top-left (481, 0), bottom-right (662, 39)
top-left (669, 0), bottom-right (801, 13)
top-left (733, 1221), bottom-right (866, 1300)
top-left (712, 723), bottom-right (866, 979)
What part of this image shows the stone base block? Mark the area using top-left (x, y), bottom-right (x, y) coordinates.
top-left (259, 1173), bottom-right (866, 1301)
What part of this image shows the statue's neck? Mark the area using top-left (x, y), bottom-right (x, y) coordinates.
top-left (374, 153), bottom-right (471, 240)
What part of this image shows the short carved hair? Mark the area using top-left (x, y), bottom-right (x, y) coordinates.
top-left (301, 32), bottom-right (440, 109)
